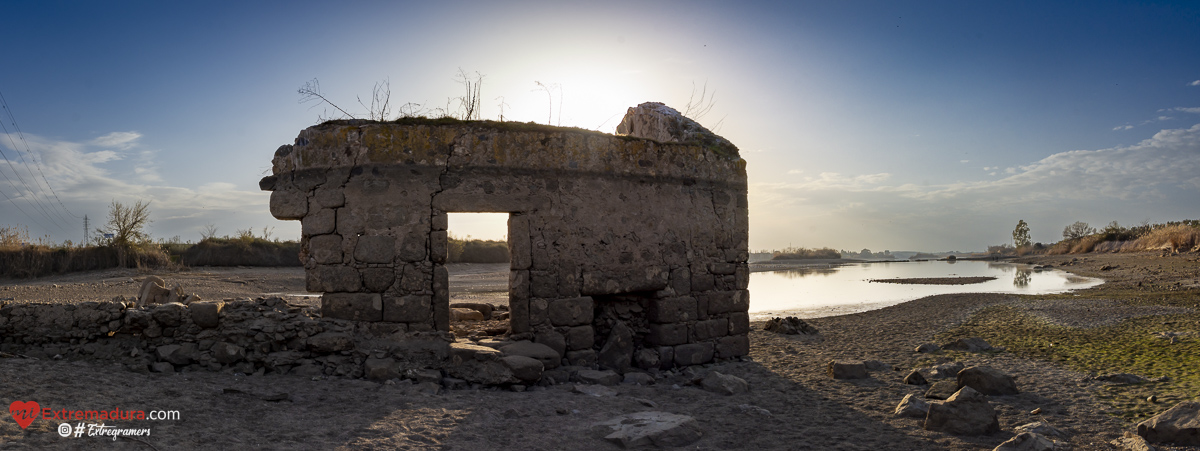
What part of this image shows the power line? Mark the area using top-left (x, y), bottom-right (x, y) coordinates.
top-left (0, 89), bottom-right (78, 219)
top-left (0, 120), bottom-right (67, 231)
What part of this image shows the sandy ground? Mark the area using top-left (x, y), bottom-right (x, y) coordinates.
top-left (3, 254), bottom-right (1200, 450)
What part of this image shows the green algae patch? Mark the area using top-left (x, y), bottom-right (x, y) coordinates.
top-left (941, 301), bottom-right (1200, 422)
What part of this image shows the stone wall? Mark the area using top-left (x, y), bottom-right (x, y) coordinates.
top-left (262, 106), bottom-right (750, 370)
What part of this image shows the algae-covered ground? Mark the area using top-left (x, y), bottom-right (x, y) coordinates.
top-left (942, 253), bottom-right (1200, 422)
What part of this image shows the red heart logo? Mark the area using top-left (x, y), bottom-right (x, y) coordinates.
top-left (9, 401), bottom-right (39, 429)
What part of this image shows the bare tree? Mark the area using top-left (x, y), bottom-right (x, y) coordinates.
top-left (453, 69), bottom-right (484, 120)
top-left (683, 80), bottom-right (717, 120)
top-left (102, 200), bottom-right (153, 248)
top-left (357, 78), bottom-right (392, 121)
top-left (1062, 221), bottom-right (1096, 240)
top-left (298, 79), bottom-right (353, 119)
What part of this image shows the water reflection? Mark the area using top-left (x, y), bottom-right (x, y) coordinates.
top-left (1013, 267), bottom-right (1031, 287)
top-left (749, 260), bottom-right (1102, 319)
top-left (774, 266), bottom-right (839, 279)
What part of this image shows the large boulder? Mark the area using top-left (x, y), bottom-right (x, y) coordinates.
top-left (446, 342), bottom-right (515, 385)
top-left (903, 370), bottom-right (928, 385)
top-left (930, 361), bottom-right (965, 379)
top-left (923, 386), bottom-right (1000, 436)
top-left (1137, 401), bottom-right (1200, 445)
top-left (591, 411), bottom-right (702, 449)
top-left (925, 380), bottom-right (960, 400)
top-left (957, 365), bottom-right (1019, 396)
top-left (500, 341), bottom-right (561, 370)
top-left (597, 322), bottom-right (634, 373)
top-left (501, 355), bottom-right (544, 383)
top-left (139, 276), bottom-right (170, 304)
top-left (894, 394), bottom-right (930, 418)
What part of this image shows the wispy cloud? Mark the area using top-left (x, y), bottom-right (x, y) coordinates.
top-left (90, 131), bottom-right (142, 150)
top-left (1, 132), bottom-right (267, 240)
top-left (1189, 80), bottom-right (1200, 87)
top-left (1113, 125), bottom-right (1134, 131)
top-left (752, 123), bottom-right (1200, 250)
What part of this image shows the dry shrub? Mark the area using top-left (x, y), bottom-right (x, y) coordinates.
top-left (1132, 224), bottom-right (1200, 252)
top-left (771, 247), bottom-right (840, 260)
top-left (182, 237), bottom-right (301, 266)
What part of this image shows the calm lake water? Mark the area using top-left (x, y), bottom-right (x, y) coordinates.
top-left (748, 260), bottom-right (1102, 319)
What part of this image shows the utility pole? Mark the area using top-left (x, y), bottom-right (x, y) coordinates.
top-left (83, 215), bottom-right (89, 246)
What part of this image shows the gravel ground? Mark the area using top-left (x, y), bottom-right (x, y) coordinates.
top-left (3, 252), bottom-right (1200, 450)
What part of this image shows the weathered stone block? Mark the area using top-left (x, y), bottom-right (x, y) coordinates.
top-left (188, 301), bottom-right (223, 329)
top-left (354, 235), bottom-right (395, 264)
top-left (400, 263), bottom-right (430, 292)
top-left (566, 325), bottom-right (594, 350)
top-left (647, 297), bottom-right (698, 323)
top-left (715, 335), bottom-right (749, 358)
top-left (306, 265), bottom-right (361, 292)
top-left (360, 268), bottom-right (395, 292)
top-left (529, 298), bottom-right (548, 326)
top-left (397, 232), bottom-right (427, 262)
top-left (269, 190), bottom-right (307, 220)
top-left (647, 323), bottom-right (688, 346)
top-left (308, 234), bottom-right (343, 264)
top-left (322, 293), bottom-right (382, 322)
top-left (692, 318), bottom-right (728, 341)
top-left (690, 265), bottom-right (715, 292)
top-left (429, 230), bottom-right (447, 264)
top-left (708, 262), bottom-right (736, 275)
top-left (673, 343), bottom-right (714, 366)
top-left (735, 265), bottom-right (749, 290)
top-left (382, 295), bottom-right (431, 323)
top-left (548, 297), bottom-right (593, 326)
top-left (581, 266), bottom-right (669, 295)
top-left (565, 349), bottom-right (597, 367)
top-left (669, 267), bottom-right (691, 295)
top-left (433, 265), bottom-right (449, 331)
top-left (706, 290), bottom-right (749, 315)
top-left (728, 312), bottom-right (750, 335)
top-left (531, 270), bottom-right (558, 298)
top-left (509, 214), bottom-right (531, 270)
top-left (534, 329), bottom-right (567, 357)
top-left (312, 187), bottom-right (344, 208)
top-left (301, 208), bottom-right (336, 236)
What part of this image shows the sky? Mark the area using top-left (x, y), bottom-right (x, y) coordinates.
top-left (0, 1), bottom-right (1198, 252)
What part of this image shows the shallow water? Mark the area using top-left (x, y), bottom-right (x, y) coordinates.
top-left (748, 260), bottom-right (1102, 319)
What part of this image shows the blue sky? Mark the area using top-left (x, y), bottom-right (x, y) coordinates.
top-left (1, 1), bottom-right (1198, 252)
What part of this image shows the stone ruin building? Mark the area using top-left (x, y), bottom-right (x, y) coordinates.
top-left (0, 103), bottom-right (748, 385)
top-left (261, 102), bottom-right (750, 372)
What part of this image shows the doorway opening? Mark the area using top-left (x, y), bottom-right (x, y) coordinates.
top-left (445, 212), bottom-right (512, 338)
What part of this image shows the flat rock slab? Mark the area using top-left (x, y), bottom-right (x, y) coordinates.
top-left (700, 371), bottom-right (749, 395)
top-left (592, 411), bottom-right (702, 449)
top-left (500, 341), bottom-right (561, 369)
top-left (957, 365), bottom-right (1019, 396)
top-left (827, 360), bottom-right (869, 379)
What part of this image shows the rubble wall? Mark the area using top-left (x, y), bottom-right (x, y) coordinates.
top-left (261, 119), bottom-right (750, 368)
